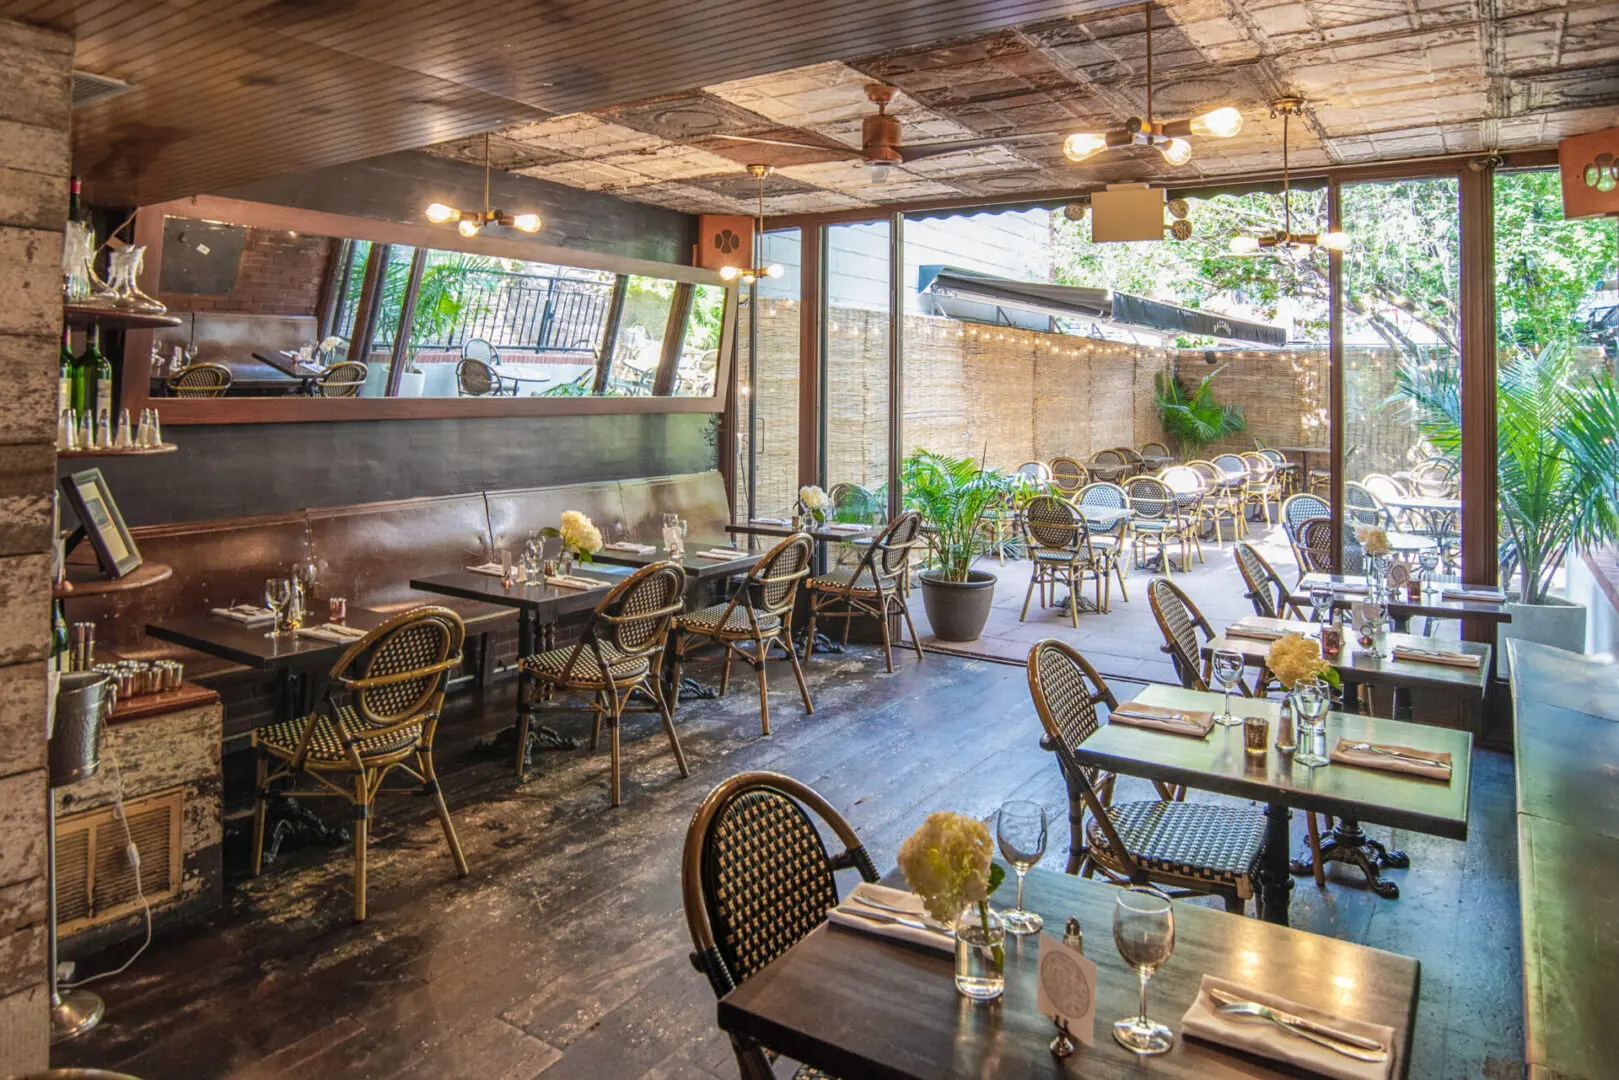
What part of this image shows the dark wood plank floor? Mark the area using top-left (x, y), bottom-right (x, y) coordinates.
top-left (55, 644), bottom-right (1523, 1080)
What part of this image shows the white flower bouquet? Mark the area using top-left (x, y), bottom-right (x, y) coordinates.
top-left (542, 510), bottom-right (603, 562)
top-left (1265, 632), bottom-right (1341, 690)
top-left (1355, 524), bottom-right (1392, 557)
top-left (798, 484), bottom-right (830, 523)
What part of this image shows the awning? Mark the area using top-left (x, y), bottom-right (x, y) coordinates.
top-left (917, 265), bottom-right (1287, 348)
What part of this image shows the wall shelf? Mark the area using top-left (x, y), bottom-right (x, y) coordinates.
top-left (64, 304), bottom-right (182, 331)
top-left (58, 443), bottom-right (178, 459)
top-left (54, 561), bottom-right (173, 600)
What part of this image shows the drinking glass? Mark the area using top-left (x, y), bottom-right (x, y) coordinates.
top-left (1210, 649), bottom-right (1245, 727)
top-left (995, 801), bottom-right (1047, 935)
top-left (1309, 583), bottom-right (1334, 623)
top-left (1417, 548), bottom-right (1440, 595)
top-left (1291, 677), bottom-right (1331, 768)
top-left (263, 578), bottom-right (293, 637)
top-left (1113, 886), bottom-right (1176, 1055)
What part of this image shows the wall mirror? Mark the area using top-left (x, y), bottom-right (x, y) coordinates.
top-left (125, 196), bottom-right (735, 422)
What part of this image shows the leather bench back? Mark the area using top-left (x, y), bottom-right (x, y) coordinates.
top-left (308, 493), bottom-right (493, 606)
top-left (619, 471), bottom-right (731, 540)
top-left (485, 480), bottom-right (628, 556)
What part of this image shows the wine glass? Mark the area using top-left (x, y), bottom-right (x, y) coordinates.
top-left (1309, 583), bottom-right (1334, 623)
top-left (995, 801), bottom-right (1047, 935)
top-left (1292, 677), bottom-right (1331, 767)
top-left (1417, 547), bottom-right (1440, 595)
top-left (263, 578), bottom-right (293, 637)
top-left (1113, 886), bottom-right (1176, 1056)
top-left (1210, 649), bottom-right (1245, 727)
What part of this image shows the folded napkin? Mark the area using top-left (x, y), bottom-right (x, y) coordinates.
top-left (1332, 583), bottom-right (1371, 595)
top-left (211, 605), bottom-right (274, 626)
top-left (749, 517), bottom-right (791, 526)
top-left (1329, 738), bottom-right (1453, 781)
top-left (1224, 618), bottom-right (1288, 642)
top-left (1441, 586), bottom-right (1507, 603)
top-left (545, 575), bottom-right (601, 591)
top-left (825, 882), bottom-right (954, 954)
top-left (1182, 975), bottom-right (1394, 1080)
top-left (465, 562), bottom-right (509, 578)
top-left (695, 548), bottom-right (747, 560)
top-left (295, 623), bottom-right (367, 645)
top-left (1391, 645), bottom-right (1482, 669)
top-left (602, 541), bottom-right (656, 554)
top-left (1109, 701), bottom-right (1215, 738)
top-left (823, 522), bottom-right (868, 533)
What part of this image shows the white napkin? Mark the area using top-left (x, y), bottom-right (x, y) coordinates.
top-left (695, 548), bottom-right (747, 560)
top-left (1224, 617), bottom-right (1288, 642)
top-left (823, 522), bottom-right (868, 533)
top-left (1441, 586), bottom-right (1507, 603)
top-left (465, 562), bottom-right (508, 578)
top-left (1182, 975), bottom-right (1394, 1080)
top-left (825, 883), bottom-right (954, 954)
top-left (545, 575), bottom-right (601, 591)
top-left (602, 542), bottom-right (656, 554)
top-left (211, 606), bottom-right (274, 626)
top-left (749, 517), bottom-right (791, 526)
top-left (295, 623), bottom-right (367, 645)
top-left (1391, 645), bottom-right (1482, 669)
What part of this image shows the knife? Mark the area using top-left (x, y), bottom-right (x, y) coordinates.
top-left (836, 905), bottom-right (949, 936)
top-left (1209, 988), bottom-right (1385, 1051)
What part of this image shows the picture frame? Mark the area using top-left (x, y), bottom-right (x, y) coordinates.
top-left (61, 468), bottom-right (142, 580)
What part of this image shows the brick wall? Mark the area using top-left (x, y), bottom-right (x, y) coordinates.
top-left (0, 17), bottom-right (71, 1074)
top-left (159, 228), bottom-right (335, 316)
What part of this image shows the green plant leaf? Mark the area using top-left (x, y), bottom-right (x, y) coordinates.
top-left (987, 863), bottom-right (1006, 896)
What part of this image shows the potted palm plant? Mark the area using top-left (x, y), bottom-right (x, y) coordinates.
top-left (1394, 342), bottom-right (1619, 653)
top-left (902, 450), bottom-right (1010, 642)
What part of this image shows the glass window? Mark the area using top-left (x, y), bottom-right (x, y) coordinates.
top-left (825, 221), bottom-right (891, 512)
top-left (739, 230), bottom-right (801, 519)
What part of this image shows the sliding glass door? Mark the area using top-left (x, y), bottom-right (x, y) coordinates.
top-left (823, 221), bottom-right (893, 520)
top-left (737, 229), bottom-right (802, 520)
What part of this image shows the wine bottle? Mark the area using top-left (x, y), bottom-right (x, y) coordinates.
top-left (58, 325), bottom-right (74, 417)
top-left (51, 600), bottom-right (69, 674)
top-left (67, 176), bottom-right (82, 223)
top-left (74, 325), bottom-right (113, 420)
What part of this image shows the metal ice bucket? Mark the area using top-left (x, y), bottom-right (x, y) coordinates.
top-left (49, 671), bottom-right (112, 788)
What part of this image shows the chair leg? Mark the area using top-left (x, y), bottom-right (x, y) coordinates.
top-left (648, 677), bottom-right (689, 780)
top-left (1020, 566), bottom-right (1039, 621)
top-left (784, 633), bottom-right (814, 713)
top-left (352, 772), bottom-right (371, 922)
top-left (1069, 570), bottom-right (1081, 628)
top-left (670, 633), bottom-right (686, 709)
top-left (719, 647), bottom-right (733, 697)
top-left (251, 749), bottom-right (269, 877)
top-left (802, 600), bottom-right (819, 661)
top-left (607, 689), bottom-right (624, 808)
top-left (590, 692), bottom-right (605, 751)
top-left (1114, 559), bottom-right (1129, 603)
top-left (878, 605), bottom-right (895, 673)
top-left (420, 750), bottom-right (468, 877)
top-left (752, 637), bottom-right (771, 736)
top-left (901, 603), bottom-right (924, 661)
top-left (1222, 892), bottom-right (1246, 916)
top-left (1305, 811), bottom-right (1326, 889)
top-left (514, 673), bottom-right (532, 778)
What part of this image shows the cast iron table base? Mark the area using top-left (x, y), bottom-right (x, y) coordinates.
top-left (1291, 817), bottom-right (1408, 898)
top-left (261, 794), bottom-right (350, 866)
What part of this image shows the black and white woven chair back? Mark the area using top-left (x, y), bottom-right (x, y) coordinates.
top-left (753, 533), bottom-right (812, 614)
top-left (1160, 466), bottom-right (1201, 495)
top-left (1282, 493), bottom-right (1329, 539)
top-left (1142, 441), bottom-right (1170, 459)
top-left (1125, 477), bottom-right (1175, 522)
top-left (342, 606), bottom-right (465, 727)
top-left (1148, 579), bottom-right (1203, 688)
top-left (828, 482), bottom-right (877, 522)
top-left (1188, 461), bottom-right (1221, 488)
top-left (1344, 482), bottom-right (1384, 528)
top-left (1028, 640), bottom-right (1110, 786)
top-left (457, 357), bottom-right (497, 396)
top-left (1213, 453), bottom-right (1247, 481)
top-left (1079, 481), bottom-right (1126, 510)
top-left (1297, 517), bottom-right (1337, 574)
top-left (1241, 452), bottom-right (1273, 481)
top-left (169, 363), bottom-right (232, 398)
top-left (1023, 494), bottom-right (1083, 551)
top-left (601, 561), bottom-right (686, 656)
top-left (1048, 456), bottom-right (1086, 493)
top-left (1233, 542), bottom-right (1281, 619)
top-left (317, 361), bottom-right (368, 397)
top-left (1258, 448), bottom-right (1286, 467)
top-left (874, 511), bottom-right (923, 579)
top-left (1015, 461), bottom-right (1052, 487)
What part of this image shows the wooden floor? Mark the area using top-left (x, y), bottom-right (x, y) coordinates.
top-left (56, 642), bottom-right (1523, 1080)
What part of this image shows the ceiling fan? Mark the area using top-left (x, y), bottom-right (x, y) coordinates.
top-left (710, 83), bottom-right (1042, 182)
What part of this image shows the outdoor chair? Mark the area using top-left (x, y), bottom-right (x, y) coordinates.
top-left (1233, 541), bottom-right (1297, 621)
top-left (682, 771), bottom-right (879, 1080)
top-left (828, 482), bottom-right (882, 567)
top-left (1077, 482), bottom-right (1132, 605)
top-left (314, 361), bottom-right (368, 397)
top-left (1298, 516), bottom-right (1366, 576)
top-left (1159, 465), bottom-right (1209, 565)
top-left (516, 561), bottom-right (689, 806)
top-left (456, 357), bottom-right (515, 396)
top-left (250, 606), bottom-right (468, 921)
top-left (1147, 578), bottom-right (1233, 693)
top-left (1028, 639), bottom-right (1264, 914)
top-left (1257, 447), bottom-right (1295, 496)
top-left (1088, 449), bottom-right (1130, 484)
top-left (1048, 456), bottom-right (1088, 495)
top-left (672, 534), bottom-right (814, 736)
top-left (1140, 441), bottom-right (1173, 470)
top-left (1114, 446), bottom-right (1145, 477)
top-left (1187, 459), bottom-right (1242, 546)
top-left (165, 362), bottom-right (232, 398)
top-left (461, 338), bottom-right (500, 364)
top-left (1344, 481), bottom-right (1391, 532)
top-left (1124, 476), bottom-right (1195, 575)
top-left (1361, 473), bottom-right (1412, 528)
top-left (803, 510), bottom-right (925, 673)
top-left (1240, 452), bottom-right (1282, 524)
top-left (1020, 495), bottom-right (1110, 623)
top-left (1212, 454), bottom-right (1253, 537)
top-left (1408, 457), bottom-right (1459, 498)
top-left (1281, 493), bottom-right (1330, 581)
top-left (1013, 461), bottom-right (1054, 490)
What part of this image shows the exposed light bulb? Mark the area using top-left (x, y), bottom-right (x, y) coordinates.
top-left (424, 202), bottom-right (457, 224)
top-left (765, 263), bottom-right (785, 279)
top-left (457, 217), bottom-right (481, 238)
top-left (741, 272), bottom-right (757, 286)
top-left (1062, 132), bottom-right (1108, 163)
top-left (868, 161), bottom-right (895, 184)
top-left (1189, 106), bottom-right (1244, 139)
top-left (719, 265), bottom-right (739, 281)
top-left (1229, 234), bottom-right (1261, 254)
top-left (511, 213), bottom-right (542, 233)
top-left (1318, 230), bottom-right (1350, 251)
top-left (1159, 138), bottom-right (1193, 166)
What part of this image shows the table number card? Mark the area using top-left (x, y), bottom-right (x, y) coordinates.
top-left (1036, 933), bottom-right (1097, 1047)
top-left (1388, 561), bottom-right (1411, 591)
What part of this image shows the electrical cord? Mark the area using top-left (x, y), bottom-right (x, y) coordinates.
top-left (62, 740), bottom-right (152, 989)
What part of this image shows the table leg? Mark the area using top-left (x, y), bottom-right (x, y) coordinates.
top-left (260, 668), bottom-right (351, 866)
top-left (1259, 800), bottom-right (1294, 925)
top-left (490, 611), bottom-right (578, 769)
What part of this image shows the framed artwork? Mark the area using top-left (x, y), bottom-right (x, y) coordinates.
top-left (61, 468), bottom-right (142, 579)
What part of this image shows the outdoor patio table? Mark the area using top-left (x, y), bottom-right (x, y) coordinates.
top-left (1070, 684), bottom-right (1472, 925)
top-left (717, 863), bottom-right (1422, 1079)
top-left (1292, 572), bottom-right (1512, 629)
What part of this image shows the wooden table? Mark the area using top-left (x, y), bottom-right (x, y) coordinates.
top-left (252, 351), bottom-right (321, 392)
top-left (718, 866), bottom-right (1420, 1079)
top-left (1071, 685), bottom-right (1472, 923)
top-left (1293, 573), bottom-right (1512, 629)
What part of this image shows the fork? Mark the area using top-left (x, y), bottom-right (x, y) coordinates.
top-left (1345, 741), bottom-right (1450, 769)
top-left (1214, 1002), bottom-right (1388, 1063)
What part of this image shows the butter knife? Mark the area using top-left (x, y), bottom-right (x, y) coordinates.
top-left (1209, 988), bottom-right (1385, 1051)
top-left (836, 905), bottom-right (948, 936)
top-left (1113, 708), bottom-right (1189, 724)
top-left (1345, 742), bottom-right (1452, 770)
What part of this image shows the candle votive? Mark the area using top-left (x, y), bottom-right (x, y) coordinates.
top-left (328, 597), bottom-right (347, 624)
top-left (1243, 715), bottom-right (1269, 756)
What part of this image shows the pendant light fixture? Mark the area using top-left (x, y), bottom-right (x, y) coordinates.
top-left (1227, 98), bottom-right (1349, 254)
top-left (1062, 4), bottom-right (1244, 168)
top-left (424, 133), bottom-right (543, 237)
top-left (718, 165), bottom-right (786, 285)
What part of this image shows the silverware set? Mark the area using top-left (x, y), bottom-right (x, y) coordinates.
top-left (1209, 988), bottom-right (1388, 1063)
top-left (1344, 741), bottom-right (1451, 771)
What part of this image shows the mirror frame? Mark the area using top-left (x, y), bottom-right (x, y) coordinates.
top-left (124, 195), bottom-right (736, 423)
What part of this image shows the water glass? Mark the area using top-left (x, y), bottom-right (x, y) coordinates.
top-left (1309, 583), bottom-right (1334, 623)
top-left (1243, 714), bottom-right (1269, 756)
top-left (1210, 648), bottom-right (1245, 727)
top-left (263, 578), bottom-right (294, 637)
top-left (1291, 678), bottom-right (1331, 768)
top-left (995, 801), bottom-right (1047, 935)
top-left (1113, 886), bottom-right (1176, 1056)
top-left (328, 597), bottom-right (347, 624)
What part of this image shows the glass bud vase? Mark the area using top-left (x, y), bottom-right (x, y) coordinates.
top-left (953, 904), bottom-right (1006, 1001)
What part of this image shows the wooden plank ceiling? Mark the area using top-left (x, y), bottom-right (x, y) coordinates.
top-left (0, 0), bottom-right (1107, 204)
top-left (417, 0), bottom-right (1619, 215)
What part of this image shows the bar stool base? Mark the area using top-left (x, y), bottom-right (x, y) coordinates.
top-left (50, 988), bottom-right (103, 1043)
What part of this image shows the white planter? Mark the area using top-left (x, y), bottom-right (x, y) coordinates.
top-left (1497, 593), bottom-right (1587, 656)
top-left (396, 370), bottom-right (427, 398)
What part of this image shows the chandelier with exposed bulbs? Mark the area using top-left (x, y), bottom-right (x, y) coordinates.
top-left (1062, 5), bottom-right (1244, 169)
top-left (424, 133), bottom-right (543, 238)
top-left (718, 165), bottom-right (786, 286)
top-left (1227, 98), bottom-right (1350, 255)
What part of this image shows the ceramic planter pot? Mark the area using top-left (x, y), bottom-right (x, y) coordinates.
top-left (1497, 593), bottom-right (1586, 656)
top-left (919, 569), bottom-right (996, 642)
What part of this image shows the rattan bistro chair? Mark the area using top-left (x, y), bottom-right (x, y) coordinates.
top-left (1297, 516), bottom-right (1351, 575)
top-left (1147, 577), bottom-right (1227, 693)
top-left (1140, 441), bottom-right (1173, 469)
top-left (1233, 541), bottom-right (1297, 621)
top-left (1187, 459), bottom-right (1240, 546)
top-left (1028, 640), bottom-right (1264, 913)
top-left (1048, 456), bottom-right (1088, 495)
top-left (803, 511), bottom-right (925, 673)
top-left (1115, 446), bottom-right (1145, 477)
top-left (1158, 465), bottom-right (1208, 565)
top-left (1281, 493), bottom-right (1330, 581)
top-left (1124, 476), bottom-right (1195, 575)
top-left (516, 562), bottom-right (689, 806)
top-left (165, 362), bottom-right (232, 398)
top-left (250, 606), bottom-right (468, 921)
top-left (674, 534), bottom-right (814, 736)
top-left (314, 360), bottom-right (368, 397)
top-left (456, 356), bottom-right (515, 396)
top-left (1014, 461), bottom-right (1054, 490)
top-left (1021, 495), bottom-right (1108, 623)
top-left (683, 771), bottom-right (879, 1080)
top-left (1240, 452), bottom-right (1282, 524)
top-left (1088, 448), bottom-right (1130, 484)
top-left (1077, 481), bottom-right (1132, 604)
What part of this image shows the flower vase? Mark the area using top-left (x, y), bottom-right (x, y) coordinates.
top-left (953, 904), bottom-right (1006, 1001)
top-left (560, 551), bottom-right (575, 577)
